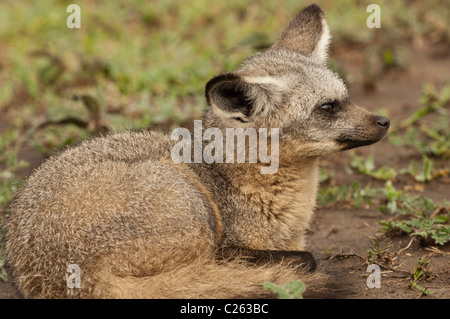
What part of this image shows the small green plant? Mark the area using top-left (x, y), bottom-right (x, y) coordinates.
top-left (389, 127), bottom-right (426, 153)
top-left (377, 181), bottom-right (403, 214)
top-left (378, 182), bottom-right (446, 216)
top-left (318, 181), bottom-right (380, 208)
top-left (379, 186), bottom-right (450, 245)
top-left (413, 154), bottom-right (433, 183)
top-left (421, 126), bottom-right (450, 159)
top-left (410, 257), bottom-right (434, 297)
top-left (390, 125), bottom-right (450, 160)
top-left (380, 215), bottom-right (450, 245)
top-left (263, 280), bottom-right (306, 299)
top-left (401, 196), bottom-right (443, 217)
top-left (399, 154), bottom-right (435, 182)
top-left (389, 83), bottom-right (450, 161)
top-left (366, 236), bottom-right (393, 267)
top-left (392, 82), bottom-right (449, 134)
top-left (393, 103), bottom-right (441, 132)
top-left (318, 185), bottom-right (348, 207)
top-left (411, 281), bottom-right (434, 298)
top-left (346, 153), bottom-right (397, 181)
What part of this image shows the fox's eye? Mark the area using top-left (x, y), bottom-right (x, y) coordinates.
top-left (320, 102), bottom-right (340, 114)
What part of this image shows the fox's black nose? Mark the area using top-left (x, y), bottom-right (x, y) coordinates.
top-left (376, 116), bottom-right (390, 129)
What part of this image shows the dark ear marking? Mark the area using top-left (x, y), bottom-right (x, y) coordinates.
top-left (205, 73), bottom-right (287, 123)
top-left (205, 73), bottom-right (255, 120)
top-left (205, 73), bottom-right (242, 107)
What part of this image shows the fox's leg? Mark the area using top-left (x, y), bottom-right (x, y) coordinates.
top-left (218, 247), bottom-right (316, 272)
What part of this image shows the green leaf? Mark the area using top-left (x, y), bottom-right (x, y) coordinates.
top-left (283, 280), bottom-right (306, 298)
top-left (263, 280), bottom-right (306, 299)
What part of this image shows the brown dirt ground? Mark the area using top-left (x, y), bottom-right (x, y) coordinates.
top-left (0, 43), bottom-right (449, 299)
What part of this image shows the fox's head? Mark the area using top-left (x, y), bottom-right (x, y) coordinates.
top-left (204, 4), bottom-right (389, 158)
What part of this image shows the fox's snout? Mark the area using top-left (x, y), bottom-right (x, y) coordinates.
top-left (371, 114), bottom-right (391, 141)
top-left (337, 113), bottom-right (390, 151)
top-left (375, 115), bottom-right (390, 130)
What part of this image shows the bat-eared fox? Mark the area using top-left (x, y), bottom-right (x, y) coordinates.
top-left (4, 4), bottom-right (389, 298)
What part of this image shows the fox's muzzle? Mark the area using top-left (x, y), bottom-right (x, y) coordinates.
top-left (337, 114), bottom-right (390, 151)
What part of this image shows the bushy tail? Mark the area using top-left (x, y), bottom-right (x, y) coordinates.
top-left (93, 256), bottom-right (325, 299)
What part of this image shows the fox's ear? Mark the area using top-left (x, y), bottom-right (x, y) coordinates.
top-left (272, 4), bottom-right (330, 63)
top-left (205, 73), bottom-right (285, 124)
